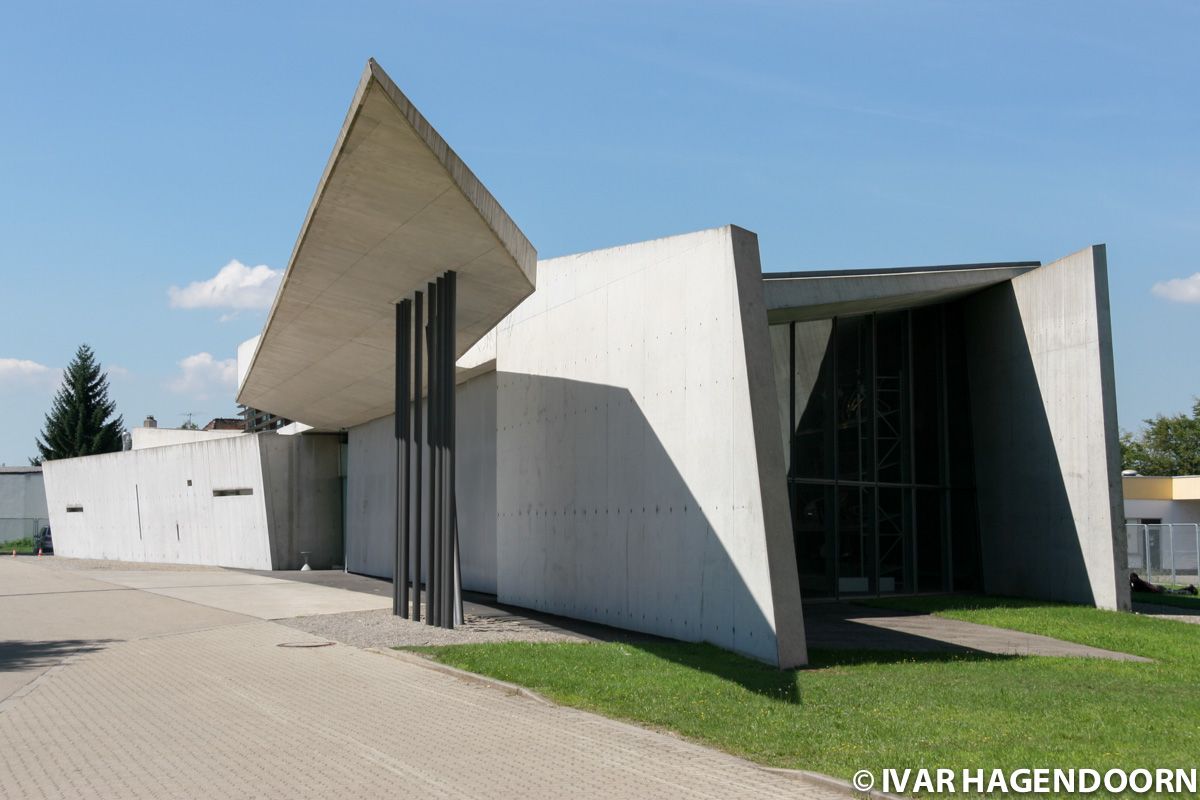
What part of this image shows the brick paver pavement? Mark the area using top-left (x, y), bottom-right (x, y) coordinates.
top-left (0, 561), bottom-right (844, 800)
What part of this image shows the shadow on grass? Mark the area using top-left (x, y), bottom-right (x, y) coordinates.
top-left (1132, 592), bottom-right (1200, 614)
top-left (857, 593), bottom-right (1070, 615)
top-left (620, 641), bottom-right (1017, 706)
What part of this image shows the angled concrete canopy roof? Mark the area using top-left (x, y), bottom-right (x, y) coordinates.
top-left (763, 261), bottom-right (1039, 323)
top-left (238, 59), bottom-right (536, 429)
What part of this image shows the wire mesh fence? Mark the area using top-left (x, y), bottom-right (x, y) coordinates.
top-left (1127, 523), bottom-right (1200, 585)
top-left (0, 517), bottom-right (50, 544)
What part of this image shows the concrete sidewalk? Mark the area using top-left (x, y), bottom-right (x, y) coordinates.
top-left (92, 569), bottom-right (391, 619)
top-left (0, 559), bottom-right (847, 800)
top-left (803, 603), bottom-right (1151, 661)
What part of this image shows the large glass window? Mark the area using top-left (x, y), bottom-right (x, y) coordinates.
top-left (777, 304), bottom-right (981, 599)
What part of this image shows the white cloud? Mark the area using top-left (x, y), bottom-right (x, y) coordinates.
top-left (168, 352), bottom-right (237, 399)
top-left (1152, 273), bottom-right (1200, 304)
top-left (0, 358), bottom-right (62, 392)
top-left (168, 260), bottom-right (282, 312)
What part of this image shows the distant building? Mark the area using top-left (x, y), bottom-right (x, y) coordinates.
top-left (202, 417), bottom-right (245, 432)
top-left (1123, 475), bottom-right (1200, 583)
top-left (1124, 475), bottom-right (1200, 527)
top-left (0, 466), bottom-right (48, 542)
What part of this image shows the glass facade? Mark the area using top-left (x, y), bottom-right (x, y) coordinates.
top-left (776, 303), bottom-right (981, 599)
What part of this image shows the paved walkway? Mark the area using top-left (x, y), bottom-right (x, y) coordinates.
top-left (803, 603), bottom-right (1150, 661)
top-left (0, 559), bottom-right (844, 800)
top-left (1134, 601), bottom-right (1200, 625)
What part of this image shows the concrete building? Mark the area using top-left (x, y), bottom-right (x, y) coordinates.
top-left (1123, 475), bottom-right (1200, 583)
top-left (1124, 475), bottom-right (1200, 526)
top-left (44, 60), bottom-right (1130, 666)
top-left (0, 466), bottom-right (48, 542)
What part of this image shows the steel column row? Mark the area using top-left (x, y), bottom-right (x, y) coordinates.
top-left (393, 271), bottom-right (462, 627)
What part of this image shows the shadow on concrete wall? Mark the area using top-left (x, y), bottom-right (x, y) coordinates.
top-left (963, 285), bottom-right (1095, 605)
top-left (496, 372), bottom-right (791, 666)
top-left (260, 433), bottom-right (343, 571)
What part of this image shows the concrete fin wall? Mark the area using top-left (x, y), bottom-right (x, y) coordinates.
top-left (963, 245), bottom-right (1128, 609)
top-left (494, 226), bottom-right (806, 666)
top-left (42, 436), bottom-right (274, 569)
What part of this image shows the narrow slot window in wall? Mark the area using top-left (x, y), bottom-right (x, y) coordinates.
top-left (213, 488), bottom-right (253, 497)
top-left (66, 505), bottom-right (83, 513)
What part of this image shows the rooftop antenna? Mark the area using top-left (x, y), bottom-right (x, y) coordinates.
top-left (180, 411), bottom-right (198, 430)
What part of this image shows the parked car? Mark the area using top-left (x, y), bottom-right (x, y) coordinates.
top-left (35, 525), bottom-right (52, 554)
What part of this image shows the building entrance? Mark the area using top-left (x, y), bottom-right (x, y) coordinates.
top-left (774, 304), bottom-right (982, 599)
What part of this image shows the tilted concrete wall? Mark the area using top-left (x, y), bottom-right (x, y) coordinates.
top-left (493, 226), bottom-right (806, 666)
top-left (43, 436), bottom-right (274, 568)
top-left (343, 372), bottom-right (498, 592)
top-left (963, 245), bottom-right (1128, 609)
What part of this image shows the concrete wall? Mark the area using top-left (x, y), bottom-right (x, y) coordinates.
top-left (456, 372), bottom-right (498, 593)
top-left (343, 372), bottom-right (498, 593)
top-left (964, 245), bottom-right (1128, 610)
top-left (0, 470), bottom-right (49, 540)
top-left (44, 436), bottom-right (274, 568)
top-left (43, 433), bottom-right (342, 570)
top-left (344, 413), bottom-right (395, 579)
top-left (259, 433), bottom-right (343, 570)
top-left (130, 426), bottom-right (244, 450)
top-left (492, 226), bottom-right (805, 666)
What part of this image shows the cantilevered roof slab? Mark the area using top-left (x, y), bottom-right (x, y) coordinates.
top-left (238, 60), bottom-right (536, 429)
top-left (763, 261), bottom-right (1039, 324)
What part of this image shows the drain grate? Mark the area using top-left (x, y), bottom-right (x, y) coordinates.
top-left (276, 641), bottom-right (335, 648)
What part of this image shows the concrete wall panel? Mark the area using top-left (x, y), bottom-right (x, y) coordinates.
top-left (494, 226), bottom-right (806, 665)
top-left (964, 245), bottom-right (1128, 609)
top-left (43, 436), bottom-right (274, 569)
top-left (258, 433), bottom-right (343, 570)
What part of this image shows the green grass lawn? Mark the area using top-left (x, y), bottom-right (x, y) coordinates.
top-left (0, 537), bottom-right (35, 555)
top-left (412, 597), bottom-right (1200, 796)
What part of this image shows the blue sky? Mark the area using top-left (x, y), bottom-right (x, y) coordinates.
top-left (1, 1), bottom-right (1197, 464)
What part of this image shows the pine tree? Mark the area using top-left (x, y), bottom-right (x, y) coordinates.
top-left (32, 345), bottom-right (125, 463)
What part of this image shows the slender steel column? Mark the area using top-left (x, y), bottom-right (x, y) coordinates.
top-left (439, 274), bottom-right (451, 628)
top-left (446, 271), bottom-right (461, 627)
top-left (394, 301), bottom-right (411, 616)
top-left (398, 299), bottom-right (412, 618)
top-left (411, 290), bottom-right (424, 622)
top-left (426, 280), bottom-right (439, 626)
top-left (372, 273), bottom-right (465, 629)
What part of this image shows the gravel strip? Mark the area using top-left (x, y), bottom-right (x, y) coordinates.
top-left (280, 607), bottom-right (589, 648)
